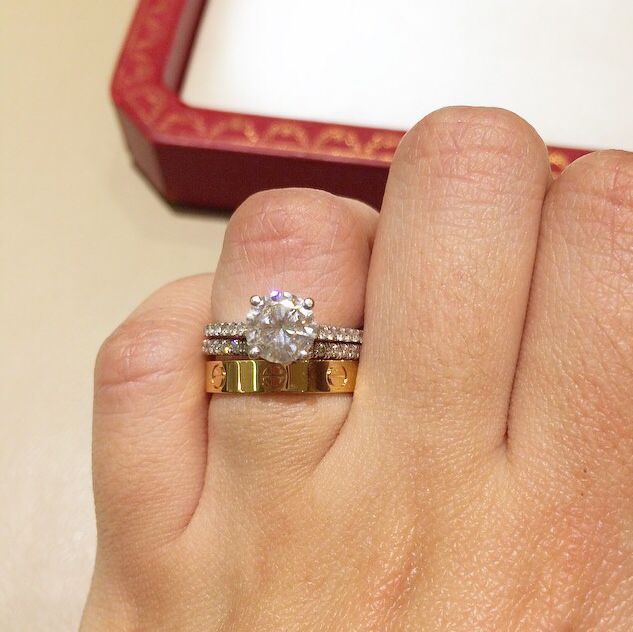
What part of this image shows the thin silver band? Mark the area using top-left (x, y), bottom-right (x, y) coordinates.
top-left (204, 321), bottom-right (363, 344)
top-left (202, 338), bottom-right (360, 361)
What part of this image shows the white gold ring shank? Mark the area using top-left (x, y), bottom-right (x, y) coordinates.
top-left (204, 321), bottom-right (363, 345)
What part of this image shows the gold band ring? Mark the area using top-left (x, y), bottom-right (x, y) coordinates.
top-left (206, 359), bottom-right (358, 394)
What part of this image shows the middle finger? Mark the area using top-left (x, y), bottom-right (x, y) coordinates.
top-left (340, 106), bottom-right (551, 483)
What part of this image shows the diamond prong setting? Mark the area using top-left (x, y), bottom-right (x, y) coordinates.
top-left (245, 290), bottom-right (317, 365)
top-left (204, 292), bottom-right (362, 362)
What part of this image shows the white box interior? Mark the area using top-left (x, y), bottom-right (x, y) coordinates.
top-left (182, 0), bottom-right (633, 151)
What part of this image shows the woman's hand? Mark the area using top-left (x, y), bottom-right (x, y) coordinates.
top-left (82, 107), bottom-right (633, 631)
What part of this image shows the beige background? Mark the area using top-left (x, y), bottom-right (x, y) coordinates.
top-left (0, 2), bottom-right (228, 629)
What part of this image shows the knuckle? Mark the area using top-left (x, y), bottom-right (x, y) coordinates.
top-left (94, 274), bottom-right (211, 391)
top-left (95, 317), bottom-right (184, 390)
top-left (550, 151), bottom-right (633, 259)
top-left (224, 188), bottom-right (367, 270)
top-left (558, 150), bottom-right (633, 215)
top-left (397, 106), bottom-right (547, 179)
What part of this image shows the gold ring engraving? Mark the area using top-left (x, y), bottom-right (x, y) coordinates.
top-left (205, 359), bottom-right (357, 394)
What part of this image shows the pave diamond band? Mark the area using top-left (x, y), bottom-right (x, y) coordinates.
top-left (204, 321), bottom-right (363, 344)
top-left (203, 338), bottom-right (360, 360)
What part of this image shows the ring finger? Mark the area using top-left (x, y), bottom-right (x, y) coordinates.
top-left (198, 188), bottom-right (377, 506)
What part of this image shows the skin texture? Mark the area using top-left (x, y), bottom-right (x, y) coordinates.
top-left (82, 107), bottom-right (633, 631)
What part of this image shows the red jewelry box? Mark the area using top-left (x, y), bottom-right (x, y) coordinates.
top-left (111, 0), bottom-right (590, 211)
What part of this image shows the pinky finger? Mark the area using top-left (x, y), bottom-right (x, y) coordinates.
top-left (92, 274), bottom-right (212, 555)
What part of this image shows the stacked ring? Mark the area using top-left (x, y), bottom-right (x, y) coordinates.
top-left (203, 290), bottom-right (362, 394)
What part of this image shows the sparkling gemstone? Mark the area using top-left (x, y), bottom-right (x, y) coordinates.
top-left (245, 291), bottom-right (316, 364)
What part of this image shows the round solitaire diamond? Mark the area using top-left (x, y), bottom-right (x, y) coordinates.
top-left (245, 291), bottom-right (317, 364)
